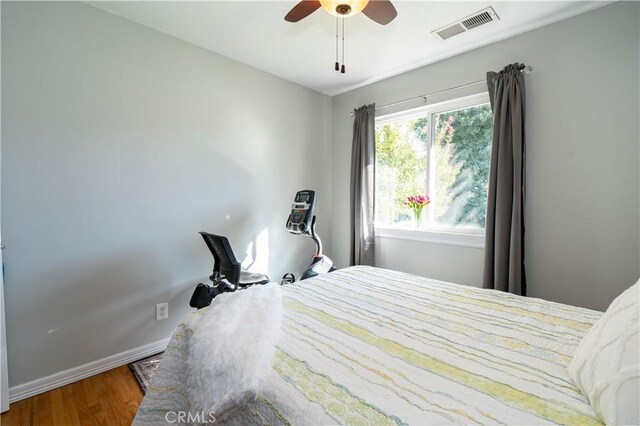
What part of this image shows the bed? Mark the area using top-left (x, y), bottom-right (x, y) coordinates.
top-left (133, 266), bottom-right (604, 425)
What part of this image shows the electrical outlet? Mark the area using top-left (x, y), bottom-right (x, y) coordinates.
top-left (156, 303), bottom-right (168, 321)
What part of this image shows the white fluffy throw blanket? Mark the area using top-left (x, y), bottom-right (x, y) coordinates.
top-left (186, 282), bottom-right (283, 415)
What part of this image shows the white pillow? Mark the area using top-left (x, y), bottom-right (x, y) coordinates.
top-left (568, 280), bottom-right (639, 426)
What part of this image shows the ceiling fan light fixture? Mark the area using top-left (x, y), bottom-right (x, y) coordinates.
top-left (319, 0), bottom-right (370, 17)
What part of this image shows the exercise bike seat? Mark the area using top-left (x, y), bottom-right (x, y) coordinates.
top-left (238, 270), bottom-right (269, 286)
top-left (199, 232), bottom-right (270, 287)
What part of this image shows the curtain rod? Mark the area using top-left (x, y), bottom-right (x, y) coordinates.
top-left (350, 65), bottom-right (533, 117)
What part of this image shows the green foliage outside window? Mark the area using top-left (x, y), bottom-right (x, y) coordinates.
top-left (375, 102), bottom-right (493, 228)
top-left (375, 122), bottom-right (426, 224)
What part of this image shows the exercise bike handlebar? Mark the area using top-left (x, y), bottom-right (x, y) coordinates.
top-left (310, 216), bottom-right (322, 256)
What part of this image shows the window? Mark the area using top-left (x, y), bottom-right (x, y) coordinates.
top-left (375, 93), bottom-right (493, 239)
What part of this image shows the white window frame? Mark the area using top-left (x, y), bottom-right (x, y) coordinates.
top-left (374, 92), bottom-right (491, 248)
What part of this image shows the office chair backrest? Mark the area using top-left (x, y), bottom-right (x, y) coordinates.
top-left (200, 232), bottom-right (241, 284)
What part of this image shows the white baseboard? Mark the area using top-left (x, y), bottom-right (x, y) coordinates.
top-left (8, 338), bottom-right (170, 404)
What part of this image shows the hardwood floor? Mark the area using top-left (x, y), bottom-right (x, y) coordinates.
top-left (0, 366), bottom-right (144, 425)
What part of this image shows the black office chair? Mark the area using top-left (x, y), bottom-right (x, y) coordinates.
top-left (190, 232), bottom-right (270, 309)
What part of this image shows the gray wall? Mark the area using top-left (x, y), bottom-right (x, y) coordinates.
top-left (1, 2), bottom-right (332, 387)
top-left (331, 1), bottom-right (639, 311)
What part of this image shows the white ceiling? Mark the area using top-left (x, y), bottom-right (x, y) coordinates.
top-left (88, 1), bottom-right (609, 96)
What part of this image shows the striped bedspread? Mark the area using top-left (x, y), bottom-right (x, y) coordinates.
top-left (134, 266), bottom-right (603, 425)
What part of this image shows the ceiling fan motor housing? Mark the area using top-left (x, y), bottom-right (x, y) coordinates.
top-left (336, 4), bottom-right (352, 15)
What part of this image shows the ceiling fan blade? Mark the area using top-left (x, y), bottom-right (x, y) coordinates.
top-left (362, 0), bottom-right (397, 25)
top-left (284, 1), bottom-right (321, 22)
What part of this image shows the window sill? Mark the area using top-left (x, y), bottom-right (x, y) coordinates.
top-left (375, 226), bottom-right (485, 248)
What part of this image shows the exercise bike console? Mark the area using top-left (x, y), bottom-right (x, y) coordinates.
top-left (286, 190), bottom-right (316, 235)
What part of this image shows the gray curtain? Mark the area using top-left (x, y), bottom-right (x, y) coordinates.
top-left (483, 63), bottom-right (527, 295)
top-left (350, 104), bottom-right (376, 266)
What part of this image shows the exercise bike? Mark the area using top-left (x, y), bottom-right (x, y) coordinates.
top-left (189, 190), bottom-right (334, 308)
top-left (285, 190), bottom-right (336, 281)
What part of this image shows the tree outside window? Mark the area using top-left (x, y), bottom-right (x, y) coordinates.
top-left (375, 94), bottom-right (493, 231)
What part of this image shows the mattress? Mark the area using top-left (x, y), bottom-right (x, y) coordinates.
top-left (134, 266), bottom-right (603, 425)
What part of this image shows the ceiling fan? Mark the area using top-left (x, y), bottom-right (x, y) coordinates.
top-left (285, 0), bottom-right (398, 25)
top-left (284, 1), bottom-right (397, 74)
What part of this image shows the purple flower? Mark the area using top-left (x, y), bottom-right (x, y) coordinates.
top-left (405, 194), bottom-right (430, 208)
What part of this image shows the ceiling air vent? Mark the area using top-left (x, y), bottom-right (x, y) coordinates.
top-left (433, 7), bottom-right (499, 41)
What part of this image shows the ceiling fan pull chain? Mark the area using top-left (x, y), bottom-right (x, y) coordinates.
top-left (335, 13), bottom-right (339, 71)
top-left (341, 16), bottom-right (346, 74)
